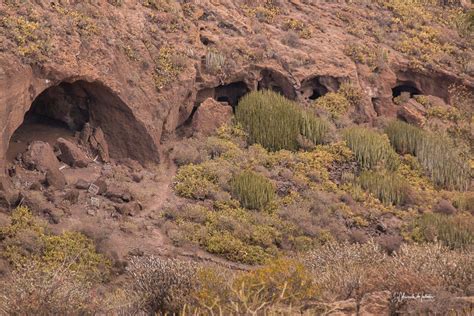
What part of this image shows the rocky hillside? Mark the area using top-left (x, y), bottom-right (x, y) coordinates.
top-left (0, 0), bottom-right (473, 315)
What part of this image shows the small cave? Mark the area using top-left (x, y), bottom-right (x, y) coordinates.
top-left (299, 76), bottom-right (342, 102)
top-left (215, 81), bottom-right (250, 108)
top-left (257, 69), bottom-right (297, 100)
top-left (194, 81), bottom-right (250, 110)
top-left (181, 81), bottom-right (250, 132)
top-left (7, 81), bottom-right (157, 163)
top-left (392, 82), bottom-right (422, 99)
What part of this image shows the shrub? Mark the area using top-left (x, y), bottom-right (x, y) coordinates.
top-left (452, 192), bottom-right (474, 213)
top-left (411, 213), bottom-right (473, 250)
top-left (358, 171), bottom-right (412, 206)
top-left (205, 49), bottom-right (226, 74)
top-left (189, 258), bottom-right (317, 315)
top-left (173, 164), bottom-right (218, 199)
top-left (232, 258), bottom-right (318, 310)
top-left (205, 232), bottom-right (270, 264)
top-left (236, 90), bottom-right (329, 151)
top-left (1, 207), bottom-right (110, 281)
top-left (230, 171), bottom-right (275, 210)
top-left (314, 92), bottom-right (351, 117)
top-left (343, 127), bottom-right (400, 170)
top-left (416, 134), bottom-right (469, 190)
top-left (0, 261), bottom-right (95, 315)
top-left (386, 120), bottom-right (470, 190)
top-left (385, 120), bottom-right (425, 155)
top-left (236, 90), bottom-right (302, 151)
top-left (300, 111), bottom-right (331, 145)
top-left (127, 256), bottom-right (198, 314)
top-left (304, 241), bottom-right (473, 301)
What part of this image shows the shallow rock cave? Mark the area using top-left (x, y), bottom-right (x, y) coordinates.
top-left (299, 76), bottom-right (342, 101)
top-left (215, 81), bottom-right (250, 108)
top-left (7, 80), bottom-right (157, 163)
top-left (257, 69), bottom-right (297, 100)
top-left (392, 82), bottom-right (422, 99)
top-left (195, 81), bottom-right (250, 109)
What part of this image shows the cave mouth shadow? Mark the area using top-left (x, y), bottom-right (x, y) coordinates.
top-left (392, 82), bottom-right (422, 99)
top-left (7, 80), bottom-right (157, 164)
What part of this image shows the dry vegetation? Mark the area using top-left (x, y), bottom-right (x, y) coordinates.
top-left (0, 0), bottom-right (472, 314)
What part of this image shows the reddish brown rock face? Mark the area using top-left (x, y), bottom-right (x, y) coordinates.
top-left (191, 98), bottom-right (233, 136)
top-left (0, 1), bottom-right (473, 171)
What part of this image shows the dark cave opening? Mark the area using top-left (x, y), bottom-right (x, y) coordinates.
top-left (257, 69), bottom-right (297, 100)
top-left (299, 76), bottom-right (340, 102)
top-left (392, 83), bottom-right (422, 99)
top-left (194, 81), bottom-right (250, 110)
top-left (308, 84), bottom-right (329, 100)
top-left (215, 81), bottom-right (250, 108)
top-left (7, 81), bottom-right (157, 163)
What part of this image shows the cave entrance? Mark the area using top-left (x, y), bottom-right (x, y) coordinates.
top-left (392, 82), bottom-right (422, 99)
top-left (257, 69), bottom-right (296, 100)
top-left (194, 81), bottom-right (250, 111)
top-left (299, 76), bottom-right (342, 102)
top-left (7, 81), bottom-right (157, 163)
top-left (215, 81), bottom-right (250, 108)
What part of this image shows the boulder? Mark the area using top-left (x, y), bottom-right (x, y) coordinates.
top-left (75, 179), bottom-right (90, 190)
top-left (398, 99), bottom-right (426, 127)
top-left (93, 178), bottom-right (108, 195)
top-left (192, 98), bottom-right (233, 136)
top-left (79, 122), bottom-right (93, 145)
top-left (114, 201), bottom-right (141, 216)
top-left (55, 138), bottom-right (91, 168)
top-left (0, 176), bottom-right (19, 211)
top-left (45, 169), bottom-right (67, 190)
top-left (359, 291), bottom-right (391, 316)
top-left (105, 186), bottom-right (133, 203)
top-left (91, 127), bottom-right (110, 163)
top-left (433, 199), bottom-right (457, 215)
top-left (23, 141), bottom-right (61, 172)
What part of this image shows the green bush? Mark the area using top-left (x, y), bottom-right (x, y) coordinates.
top-left (1, 207), bottom-right (110, 282)
top-left (314, 92), bottom-right (350, 117)
top-left (236, 90), bottom-right (329, 151)
top-left (300, 111), bottom-right (330, 145)
top-left (173, 164), bottom-right (218, 199)
top-left (386, 120), bottom-right (470, 191)
top-left (205, 232), bottom-right (270, 264)
top-left (412, 213), bottom-right (473, 250)
top-left (416, 134), bottom-right (469, 191)
top-left (358, 171), bottom-right (412, 206)
top-left (343, 127), bottom-right (399, 170)
top-left (230, 171), bottom-right (275, 210)
top-left (385, 120), bottom-right (425, 155)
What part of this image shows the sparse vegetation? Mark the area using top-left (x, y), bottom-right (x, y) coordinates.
top-left (410, 213), bottom-right (473, 250)
top-left (1, 1), bottom-right (473, 314)
top-left (153, 46), bottom-right (186, 89)
top-left (205, 49), bottom-right (226, 74)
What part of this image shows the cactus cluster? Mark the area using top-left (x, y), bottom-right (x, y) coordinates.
top-left (386, 121), bottom-right (469, 191)
top-left (230, 170), bottom-right (276, 210)
top-left (236, 90), bottom-right (329, 151)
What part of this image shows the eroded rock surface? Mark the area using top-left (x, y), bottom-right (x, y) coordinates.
top-left (192, 98), bottom-right (233, 136)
